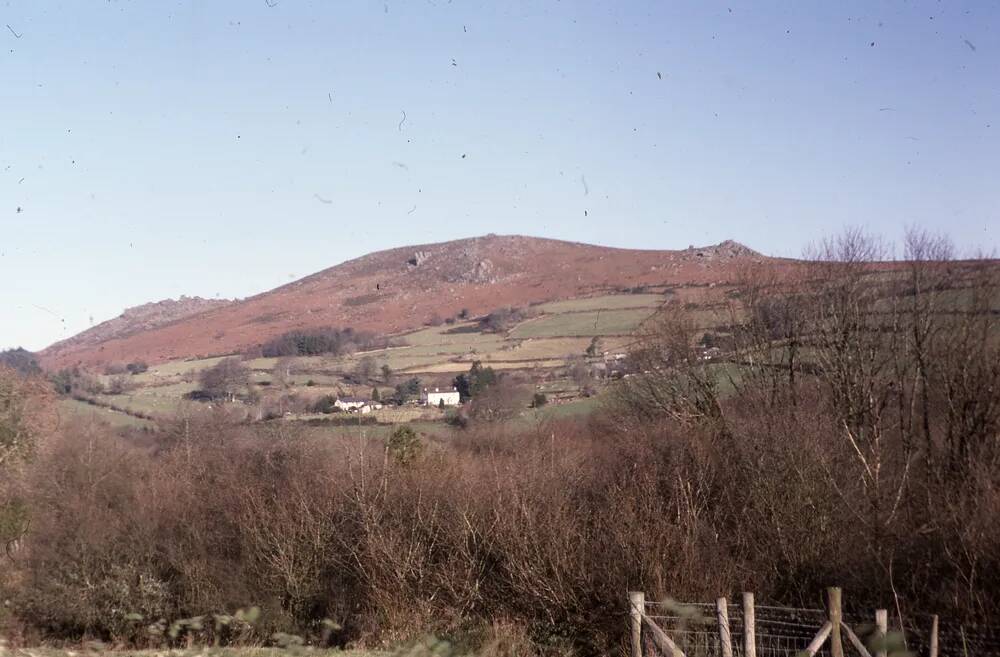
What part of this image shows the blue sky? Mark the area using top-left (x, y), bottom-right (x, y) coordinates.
top-left (1, 1), bottom-right (997, 351)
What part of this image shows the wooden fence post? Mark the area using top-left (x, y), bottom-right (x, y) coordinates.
top-left (743, 592), bottom-right (757, 657)
top-left (874, 609), bottom-right (887, 657)
top-left (828, 587), bottom-right (844, 657)
top-left (629, 591), bottom-right (645, 657)
top-left (929, 615), bottom-right (939, 657)
top-left (804, 623), bottom-right (833, 657)
top-left (717, 597), bottom-right (733, 657)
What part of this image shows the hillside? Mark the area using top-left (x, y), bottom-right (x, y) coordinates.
top-left (39, 235), bottom-right (767, 369)
top-left (44, 296), bottom-right (235, 356)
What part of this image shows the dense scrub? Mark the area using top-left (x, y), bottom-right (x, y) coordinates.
top-left (480, 307), bottom-right (535, 333)
top-left (0, 349), bottom-right (41, 377)
top-left (1, 229), bottom-right (999, 655)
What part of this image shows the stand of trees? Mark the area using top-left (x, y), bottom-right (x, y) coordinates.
top-left (194, 357), bottom-right (251, 402)
top-left (479, 307), bottom-right (533, 333)
top-left (260, 327), bottom-right (389, 358)
top-left (391, 377), bottom-right (421, 404)
top-left (453, 361), bottom-right (497, 401)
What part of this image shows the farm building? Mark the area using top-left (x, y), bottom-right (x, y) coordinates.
top-left (421, 387), bottom-right (461, 407)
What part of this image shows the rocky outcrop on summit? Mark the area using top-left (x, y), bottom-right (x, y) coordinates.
top-left (684, 240), bottom-right (763, 260)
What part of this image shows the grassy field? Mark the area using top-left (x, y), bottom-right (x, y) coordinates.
top-left (399, 323), bottom-right (503, 348)
top-left (56, 398), bottom-right (156, 429)
top-left (132, 356), bottom-right (231, 381)
top-left (509, 308), bottom-right (655, 338)
top-left (473, 338), bottom-right (589, 361)
top-left (285, 373), bottom-right (343, 386)
top-left (140, 381), bottom-right (199, 397)
top-left (243, 333), bottom-right (506, 375)
top-left (472, 336), bottom-right (633, 362)
top-left (533, 293), bottom-right (664, 313)
top-left (71, 294), bottom-right (699, 429)
top-left (402, 360), bottom-right (565, 374)
top-left (531, 395), bottom-right (602, 420)
top-left (347, 352), bottom-right (465, 372)
top-left (96, 390), bottom-right (197, 418)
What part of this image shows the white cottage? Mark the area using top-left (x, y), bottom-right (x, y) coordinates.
top-left (335, 397), bottom-right (381, 413)
top-left (421, 387), bottom-right (461, 407)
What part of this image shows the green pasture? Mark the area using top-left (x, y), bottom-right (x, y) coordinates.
top-left (96, 391), bottom-right (195, 418)
top-left (510, 308), bottom-right (655, 338)
top-left (56, 398), bottom-right (155, 430)
top-left (533, 293), bottom-right (664, 313)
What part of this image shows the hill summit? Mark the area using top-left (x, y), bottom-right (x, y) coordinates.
top-left (47, 296), bottom-right (235, 356)
top-left (39, 235), bottom-right (767, 369)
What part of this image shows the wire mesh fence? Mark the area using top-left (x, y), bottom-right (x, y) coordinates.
top-left (640, 599), bottom-right (833, 657)
top-left (633, 593), bottom-right (1000, 657)
top-left (903, 615), bottom-right (1000, 657)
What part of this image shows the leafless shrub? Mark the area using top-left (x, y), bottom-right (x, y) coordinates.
top-left (103, 362), bottom-right (128, 376)
top-left (106, 374), bottom-right (136, 396)
top-left (468, 380), bottom-right (530, 423)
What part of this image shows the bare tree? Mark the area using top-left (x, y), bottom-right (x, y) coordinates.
top-left (469, 379), bottom-right (529, 422)
top-left (609, 302), bottom-right (726, 430)
top-left (725, 260), bottom-right (809, 409)
top-left (272, 357), bottom-right (296, 389)
top-left (806, 228), bottom-right (894, 445)
top-left (890, 227), bottom-right (955, 468)
top-left (353, 355), bottom-right (377, 383)
top-left (566, 355), bottom-right (590, 389)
